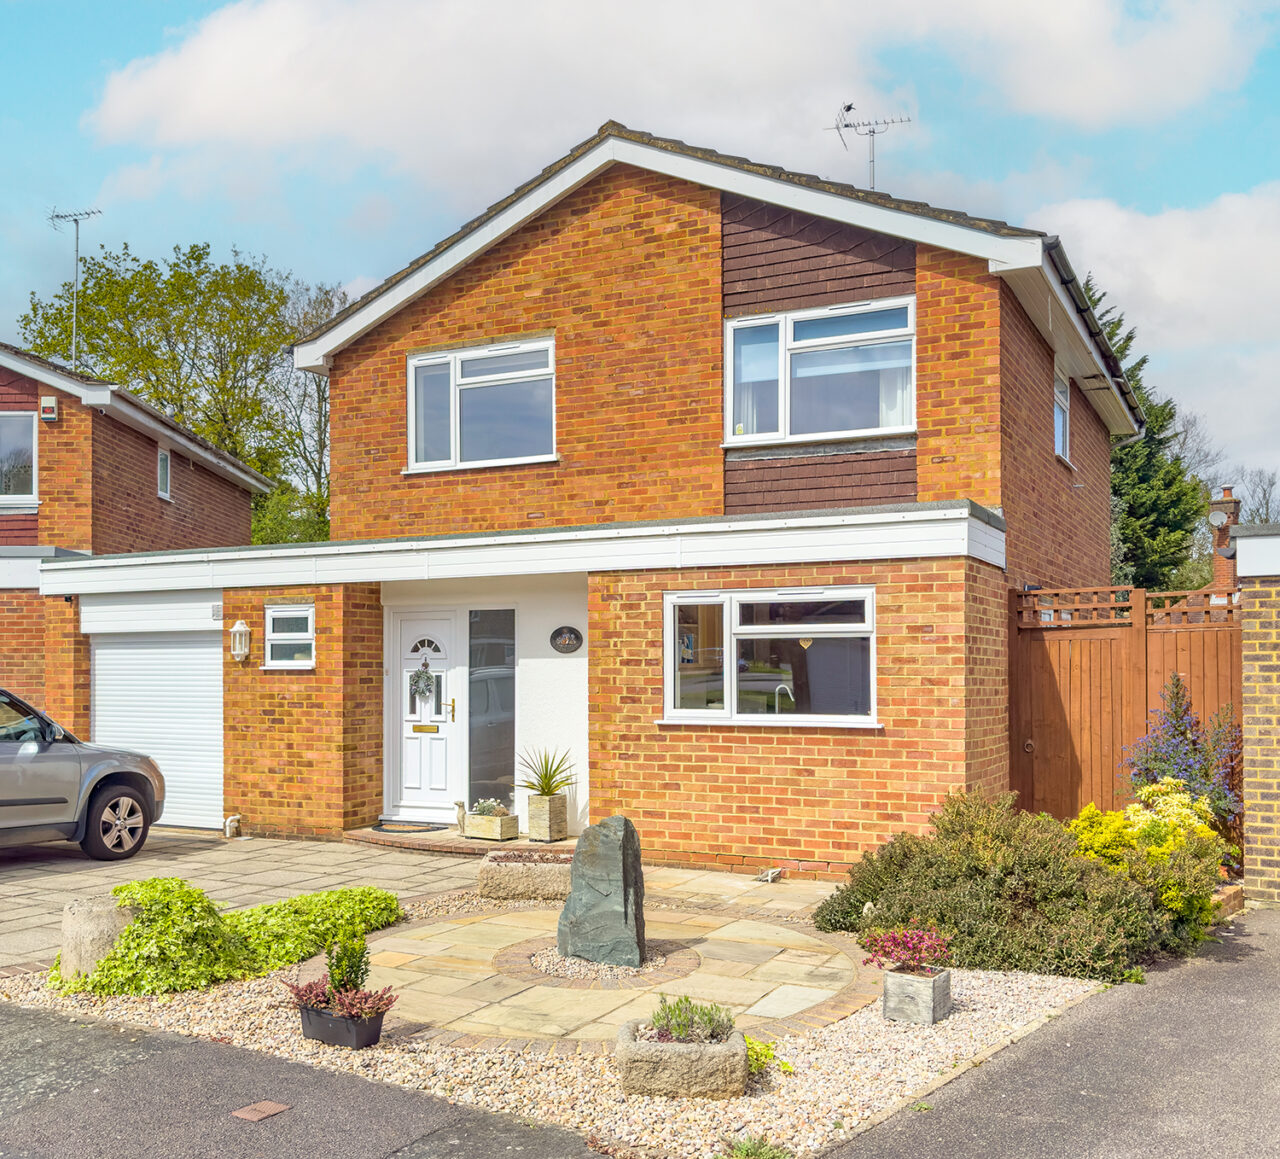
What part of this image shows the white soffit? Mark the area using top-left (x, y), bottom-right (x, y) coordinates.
top-left (40, 509), bottom-right (1006, 596)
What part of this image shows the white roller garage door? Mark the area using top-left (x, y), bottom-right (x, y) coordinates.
top-left (90, 632), bottom-right (224, 829)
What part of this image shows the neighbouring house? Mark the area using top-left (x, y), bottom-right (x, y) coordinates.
top-left (0, 343), bottom-right (272, 824)
top-left (35, 123), bottom-right (1143, 875)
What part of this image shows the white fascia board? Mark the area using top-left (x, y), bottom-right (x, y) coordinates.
top-left (294, 137), bottom-right (1045, 374)
top-left (40, 509), bottom-right (1005, 596)
top-left (0, 348), bottom-right (113, 406)
top-left (0, 557), bottom-right (42, 589)
top-left (1236, 533), bottom-right (1280, 578)
top-left (80, 589), bottom-right (224, 633)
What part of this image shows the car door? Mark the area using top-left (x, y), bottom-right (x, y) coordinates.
top-left (0, 694), bottom-right (82, 828)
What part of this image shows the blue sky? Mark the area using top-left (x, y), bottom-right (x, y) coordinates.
top-left (3, 0), bottom-right (1278, 472)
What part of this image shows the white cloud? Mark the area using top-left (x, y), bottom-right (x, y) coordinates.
top-left (85, 0), bottom-right (1273, 211)
top-left (1037, 183), bottom-right (1280, 469)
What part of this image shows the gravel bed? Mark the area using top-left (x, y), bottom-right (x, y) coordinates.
top-left (0, 962), bottom-right (1095, 1158)
top-left (530, 947), bottom-right (667, 981)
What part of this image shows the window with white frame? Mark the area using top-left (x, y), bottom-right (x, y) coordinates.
top-left (664, 587), bottom-right (876, 725)
top-left (263, 604), bottom-right (315, 669)
top-left (157, 448), bottom-right (171, 500)
top-left (408, 338), bottom-right (555, 470)
top-left (1053, 374), bottom-right (1070, 460)
top-left (0, 413), bottom-right (36, 502)
top-left (726, 298), bottom-right (914, 445)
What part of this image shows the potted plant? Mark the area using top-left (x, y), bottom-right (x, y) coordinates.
top-left (615, 993), bottom-right (748, 1098)
top-left (463, 797), bottom-right (519, 841)
top-left (517, 748), bottom-right (576, 843)
top-left (282, 936), bottom-right (397, 1049)
top-left (861, 925), bottom-right (953, 1026)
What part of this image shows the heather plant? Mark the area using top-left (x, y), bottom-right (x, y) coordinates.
top-left (1125, 672), bottom-right (1241, 830)
top-left (860, 925), bottom-right (952, 975)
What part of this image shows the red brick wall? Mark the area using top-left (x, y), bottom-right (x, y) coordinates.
top-left (223, 584), bottom-right (382, 839)
top-left (914, 246), bottom-right (1002, 509)
top-left (42, 595), bottom-right (90, 735)
top-left (90, 413), bottom-right (251, 555)
top-left (329, 165), bottom-right (724, 540)
top-left (724, 449), bottom-right (916, 514)
top-left (588, 557), bottom-right (1006, 879)
top-left (0, 590), bottom-right (44, 704)
top-left (998, 283), bottom-right (1111, 589)
top-left (0, 515), bottom-right (37, 545)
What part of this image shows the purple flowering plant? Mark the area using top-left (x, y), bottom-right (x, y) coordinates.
top-left (1124, 673), bottom-right (1241, 829)
top-left (860, 925), bottom-right (952, 975)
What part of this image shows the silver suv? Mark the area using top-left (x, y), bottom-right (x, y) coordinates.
top-left (0, 688), bottom-right (165, 860)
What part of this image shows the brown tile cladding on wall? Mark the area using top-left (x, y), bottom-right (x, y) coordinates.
top-left (722, 193), bottom-right (915, 317)
top-left (723, 448), bottom-right (917, 514)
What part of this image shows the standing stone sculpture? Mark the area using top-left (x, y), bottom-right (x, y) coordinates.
top-left (557, 815), bottom-right (646, 967)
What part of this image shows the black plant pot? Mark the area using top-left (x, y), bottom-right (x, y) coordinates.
top-left (299, 1005), bottom-right (386, 1049)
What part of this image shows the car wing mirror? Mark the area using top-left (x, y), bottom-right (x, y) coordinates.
top-left (42, 722), bottom-right (65, 744)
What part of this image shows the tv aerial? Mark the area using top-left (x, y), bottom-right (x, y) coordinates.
top-left (47, 207), bottom-right (102, 371)
top-left (830, 103), bottom-right (911, 191)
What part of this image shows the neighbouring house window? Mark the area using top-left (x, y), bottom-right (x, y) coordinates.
top-left (726, 298), bottom-right (914, 445)
top-left (407, 339), bottom-right (555, 470)
top-left (1053, 375), bottom-right (1070, 460)
top-left (263, 604), bottom-right (315, 669)
top-left (664, 587), bottom-right (876, 725)
top-left (0, 413), bottom-right (36, 502)
top-left (157, 448), bottom-right (171, 500)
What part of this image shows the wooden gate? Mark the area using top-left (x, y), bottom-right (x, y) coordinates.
top-left (1009, 588), bottom-right (1241, 818)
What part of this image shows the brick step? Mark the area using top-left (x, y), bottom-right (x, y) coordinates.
top-left (344, 825), bottom-right (578, 858)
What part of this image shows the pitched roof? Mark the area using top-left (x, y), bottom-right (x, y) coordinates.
top-left (0, 342), bottom-right (273, 493)
top-left (295, 121), bottom-right (1142, 434)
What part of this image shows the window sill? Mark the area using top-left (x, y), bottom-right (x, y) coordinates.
top-left (723, 427), bottom-right (916, 451)
top-left (656, 716), bottom-right (883, 730)
top-left (261, 665), bottom-right (316, 673)
top-left (158, 494), bottom-right (173, 504)
top-left (403, 454), bottom-right (559, 476)
top-left (0, 499), bottom-right (39, 510)
top-left (1055, 454), bottom-right (1077, 472)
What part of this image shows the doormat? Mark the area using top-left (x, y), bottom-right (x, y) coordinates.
top-left (370, 822), bottom-right (448, 835)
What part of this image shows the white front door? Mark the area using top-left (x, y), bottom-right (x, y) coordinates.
top-left (392, 616), bottom-right (463, 818)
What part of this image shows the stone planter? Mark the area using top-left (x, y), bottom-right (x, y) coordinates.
top-left (477, 852), bottom-right (573, 900)
top-left (528, 793), bottom-right (569, 843)
top-left (615, 1020), bottom-right (748, 1098)
top-left (882, 966), bottom-right (952, 1026)
top-left (465, 812), bottom-right (519, 841)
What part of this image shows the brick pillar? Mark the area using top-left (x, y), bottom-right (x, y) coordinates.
top-left (1210, 486), bottom-right (1242, 590)
top-left (1241, 576), bottom-right (1280, 901)
top-left (43, 595), bottom-right (90, 736)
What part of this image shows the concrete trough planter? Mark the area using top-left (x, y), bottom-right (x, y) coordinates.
top-left (527, 793), bottom-right (569, 843)
top-left (615, 1020), bottom-right (749, 1099)
top-left (465, 813), bottom-right (519, 841)
top-left (883, 966), bottom-right (952, 1026)
top-left (476, 851), bottom-right (573, 900)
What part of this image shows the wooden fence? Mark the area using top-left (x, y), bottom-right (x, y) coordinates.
top-left (1008, 587), bottom-right (1241, 819)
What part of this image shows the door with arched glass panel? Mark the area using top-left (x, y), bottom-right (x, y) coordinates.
top-left (394, 617), bottom-right (460, 816)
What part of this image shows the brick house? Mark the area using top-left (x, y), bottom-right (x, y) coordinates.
top-left (36, 124), bottom-right (1142, 874)
top-left (0, 343), bottom-right (271, 823)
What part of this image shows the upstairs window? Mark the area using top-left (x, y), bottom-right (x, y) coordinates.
top-left (1054, 375), bottom-right (1070, 460)
top-left (727, 298), bottom-right (914, 446)
top-left (408, 339), bottom-right (555, 471)
top-left (157, 448), bottom-right (171, 500)
top-left (0, 413), bottom-right (36, 502)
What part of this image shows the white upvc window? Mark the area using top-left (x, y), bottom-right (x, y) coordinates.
top-left (0, 413), bottom-right (37, 503)
top-left (263, 604), bottom-right (315, 670)
top-left (406, 338), bottom-right (556, 472)
top-left (157, 448), bottom-right (171, 500)
top-left (725, 297), bottom-right (915, 446)
top-left (1053, 374), bottom-right (1071, 460)
top-left (662, 586), bottom-right (877, 727)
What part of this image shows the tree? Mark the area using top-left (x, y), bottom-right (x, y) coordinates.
top-left (1086, 276), bottom-right (1206, 589)
top-left (1238, 467), bottom-right (1280, 525)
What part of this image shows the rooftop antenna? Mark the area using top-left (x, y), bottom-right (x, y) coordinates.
top-left (47, 207), bottom-right (101, 371)
top-left (830, 103), bottom-right (911, 191)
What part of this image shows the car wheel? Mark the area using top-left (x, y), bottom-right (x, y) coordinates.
top-left (79, 786), bottom-right (151, 860)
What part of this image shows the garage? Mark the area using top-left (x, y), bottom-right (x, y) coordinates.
top-left (85, 592), bottom-right (225, 830)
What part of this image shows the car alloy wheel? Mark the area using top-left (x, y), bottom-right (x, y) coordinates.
top-left (99, 795), bottom-right (145, 853)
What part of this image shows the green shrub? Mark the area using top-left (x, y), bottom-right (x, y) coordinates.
top-left (744, 1035), bottom-right (794, 1076)
top-left (814, 793), bottom-right (1159, 982)
top-left (724, 1137), bottom-right (793, 1159)
top-left (650, 993), bottom-right (735, 1043)
top-left (325, 935), bottom-right (371, 993)
top-left (51, 879), bottom-right (402, 996)
top-left (227, 887), bottom-right (403, 971)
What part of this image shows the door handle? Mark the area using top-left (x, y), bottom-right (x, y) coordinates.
top-left (448, 699), bottom-right (456, 722)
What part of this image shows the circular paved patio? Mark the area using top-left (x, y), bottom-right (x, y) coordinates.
top-left (358, 906), bottom-right (880, 1051)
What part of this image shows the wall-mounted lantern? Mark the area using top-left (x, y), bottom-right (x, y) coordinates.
top-left (229, 620), bottom-right (251, 662)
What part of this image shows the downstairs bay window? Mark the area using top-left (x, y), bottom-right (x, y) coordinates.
top-left (663, 587), bottom-right (876, 726)
top-left (726, 297), bottom-right (914, 446)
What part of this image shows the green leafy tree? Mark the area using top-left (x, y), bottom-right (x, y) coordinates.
top-left (1086, 277), bottom-right (1205, 589)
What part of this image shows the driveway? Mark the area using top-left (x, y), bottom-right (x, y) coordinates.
top-left (832, 906), bottom-right (1280, 1159)
top-left (0, 831), bottom-right (478, 970)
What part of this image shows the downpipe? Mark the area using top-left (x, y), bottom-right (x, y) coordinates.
top-left (223, 814), bottom-right (242, 839)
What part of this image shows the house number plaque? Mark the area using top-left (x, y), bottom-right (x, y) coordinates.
top-left (550, 626), bottom-right (583, 654)
top-left (413, 724), bottom-right (440, 734)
